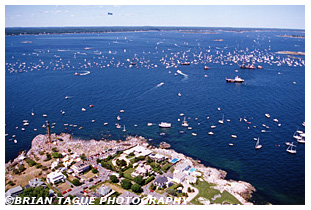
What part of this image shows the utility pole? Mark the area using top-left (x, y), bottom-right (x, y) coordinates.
top-left (46, 120), bottom-right (51, 144)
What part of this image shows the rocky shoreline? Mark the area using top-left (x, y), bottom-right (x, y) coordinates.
top-left (6, 133), bottom-right (255, 204)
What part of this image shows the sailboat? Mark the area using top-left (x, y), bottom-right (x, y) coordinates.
top-left (218, 114), bottom-right (224, 124)
top-left (31, 109), bottom-right (35, 116)
top-left (255, 137), bottom-right (262, 149)
top-left (122, 125), bottom-right (126, 132)
top-left (182, 117), bottom-right (189, 127)
top-left (286, 142), bottom-right (297, 154)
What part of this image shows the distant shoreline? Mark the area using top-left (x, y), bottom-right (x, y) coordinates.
top-left (5, 26), bottom-right (305, 36)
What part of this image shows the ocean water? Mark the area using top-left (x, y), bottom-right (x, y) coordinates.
top-left (5, 28), bottom-right (305, 204)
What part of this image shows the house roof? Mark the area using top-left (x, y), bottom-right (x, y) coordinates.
top-left (154, 176), bottom-right (168, 184)
top-left (174, 172), bottom-right (187, 180)
top-left (5, 185), bottom-right (23, 196)
top-left (124, 145), bottom-right (152, 157)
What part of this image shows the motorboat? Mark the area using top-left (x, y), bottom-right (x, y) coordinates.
top-left (265, 114), bottom-right (270, 118)
top-left (231, 135), bottom-right (237, 138)
top-left (192, 133), bottom-right (197, 136)
top-left (147, 123), bottom-right (153, 126)
top-left (211, 125), bottom-right (216, 129)
top-left (208, 132), bottom-right (214, 135)
top-left (226, 76), bottom-right (244, 83)
top-left (159, 122), bottom-right (171, 128)
top-left (117, 116), bottom-right (121, 121)
top-left (81, 108), bottom-right (86, 111)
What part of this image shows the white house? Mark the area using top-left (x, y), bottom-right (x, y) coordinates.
top-left (124, 145), bottom-right (152, 157)
top-left (172, 172), bottom-right (187, 183)
top-left (131, 163), bottom-right (153, 178)
top-left (47, 171), bottom-right (66, 184)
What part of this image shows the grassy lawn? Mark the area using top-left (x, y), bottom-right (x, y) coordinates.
top-left (123, 168), bottom-right (135, 180)
top-left (84, 170), bottom-right (96, 179)
top-left (103, 181), bottom-right (126, 194)
top-left (57, 182), bottom-right (71, 191)
top-left (191, 180), bottom-right (241, 205)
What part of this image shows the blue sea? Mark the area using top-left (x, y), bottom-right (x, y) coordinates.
top-left (5, 28), bottom-right (305, 204)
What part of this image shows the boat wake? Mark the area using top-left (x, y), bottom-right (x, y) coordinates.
top-left (176, 70), bottom-right (188, 81)
top-left (79, 71), bottom-right (91, 76)
top-left (136, 82), bottom-right (165, 98)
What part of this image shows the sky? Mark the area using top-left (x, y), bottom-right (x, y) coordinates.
top-left (5, 5), bottom-right (305, 29)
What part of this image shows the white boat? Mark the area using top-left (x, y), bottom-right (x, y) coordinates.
top-left (229, 143), bottom-right (234, 146)
top-left (297, 137), bottom-right (305, 144)
top-left (65, 96), bottom-right (69, 99)
top-left (255, 137), bottom-right (262, 149)
top-left (226, 76), bottom-right (244, 83)
top-left (14, 140), bottom-right (17, 143)
top-left (192, 133), bottom-right (197, 136)
top-left (117, 116), bottom-right (121, 121)
top-left (187, 127), bottom-right (192, 130)
top-left (211, 125), bottom-right (216, 129)
top-left (178, 93), bottom-right (181, 97)
top-left (182, 117), bottom-right (189, 127)
top-left (208, 132), bottom-right (214, 135)
top-left (91, 120), bottom-right (95, 123)
top-left (23, 122), bottom-right (29, 126)
top-left (147, 123), bottom-right (153, 126)
top-left (218, 114), bottom-right (224, 124)
top-left (286, 143), bottom-right (297, 154)
top-left (217, 107), bottom-right (221, 111)
top-left (179, 113), bottom-right (184, 117)
top-left (265, 113), bottom-right (270, 118)
top-left (122, 125), bottom-right (126, 132)
top-left (159, 122), bottom-right (171, 128)
top-left (278, 124), bottom-right (282, 127)
top-left (31, 109), bottom-right (35, 116)
top-left (231, 135), bottom-right (237, 138)
top-left (120, 110), bottom-right (125, 113)
top-left (34, 129), bottom-right (37, 131)
top-left (42, 114), bottom-right (47, 117)
top-left (302, 122), bottom-right (305, 127)
top-left (273, 119), bottom-right (279, 122)
top-left (116, 124), bottom-right (121, 129)
top-left (104, 122), bottom-right (108, 126)
top-left (81, 108), bottom-right (86, 111)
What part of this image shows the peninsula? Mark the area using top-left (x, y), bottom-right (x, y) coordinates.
top-left (5, 133), bottom-right (255, 205)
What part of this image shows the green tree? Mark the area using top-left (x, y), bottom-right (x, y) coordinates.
top-left (92, 168), bottom-right (98, 174)
top-left (52, 152), bottom-right (62, 158)
top-left (72, 178), bottom-right (81, 186)
top-left (18, 186), bottom-right (50, 201)
top-left (134, 175), bottom-right (144, 186)
top-left (80, 153), bottom-right (86, 161)
top-left (121, 179), bottom-right (132, 190)
top-left (131, 183), bottom-right (143, 193)
top-left (149, 183), bottom-right (156, 191)
top-left (110, 175), bottom-right (119, 183)
top-left (187, 187), bottom-right (192, 193)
